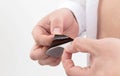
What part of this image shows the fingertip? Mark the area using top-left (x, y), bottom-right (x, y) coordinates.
top-left (30, 44), bottom-right (38, 60)
top-left (65, 43), bottom-right (78, 54)
top-left (72, 37), bottom-right (97, 54)
top-left (50, 18), bottom-right (64, 34)
top-left (30, 51), bottom-right (38, 60)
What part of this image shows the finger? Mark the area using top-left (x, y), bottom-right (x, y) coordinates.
top-left (62, 51), bottom-right (90, 76)
top-left (66, 38), bottom-right (98, 54)
top-left (62, 51), bottom-right (74, 70)
top-left (38, 57), bottom-right (61, 66)
top-left (32, 25), bottom-right (54, 46)
top-left (50, 17), bottom-right (63, 34)
top-left (36, 35), bottom-right (53, 46)
top-left (49, 59), bottom-right (61, 66)
top-left (30, 44), bottom-right (49, 60)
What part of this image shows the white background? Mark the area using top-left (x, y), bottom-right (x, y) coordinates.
top-left (0, 0), bottom-right (87, 76)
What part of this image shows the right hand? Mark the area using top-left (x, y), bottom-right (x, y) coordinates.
top-left (30, 8), bottom-right (79, 66)
top-left (62, 38), bottom-right (120, 76)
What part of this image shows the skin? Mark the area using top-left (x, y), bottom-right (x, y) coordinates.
top-left (98, 0), bottom-right (120, 38)
top-left (63, 0), bottom-right (120, 75)
top-left (30, 0), bottom-right (120, 75)
top-left (30, 8), bottom-right (79, 66)
top-left (62, 38), bottom-right (120, 76)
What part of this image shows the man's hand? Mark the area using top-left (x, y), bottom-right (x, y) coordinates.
top-left (30, 8), bottom-right (79, 66)
top-left (62, 38), bottom-right (120, 76)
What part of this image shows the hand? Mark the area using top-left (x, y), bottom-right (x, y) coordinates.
top-left (62, 38), bottom-right (120, 76)
top-left (30, 8), bottom-right (79, 66)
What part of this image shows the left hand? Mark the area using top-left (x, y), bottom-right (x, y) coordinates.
top-left (62, 38), bottom-right (120, 76)
top-left (30, 8), bottom-right (79, 66)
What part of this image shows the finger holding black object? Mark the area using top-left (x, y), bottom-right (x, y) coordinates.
top-left (46, 35), bottom-right (73, 58)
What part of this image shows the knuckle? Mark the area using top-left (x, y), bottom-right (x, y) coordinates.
top-left (31, 28), bottom-right (34, 37)
top-left (30, 52), bottom-right (37, 60)
top-left (50, 60), bottom-right (60, 66)
top-left (38, 61), bottom-right (45, 65)
top-left (32, 26), bottom-right (36, 37)
top-left (32, 25), bottom-right (42, 43)
top-left (32, 27), bottom-right (38, 43)
top-left (38, 53), bottom-right (47, 60)
top-left (30, 49), bottom-right (47, 61)
top-left (66, 70), bottom-right (72, 76)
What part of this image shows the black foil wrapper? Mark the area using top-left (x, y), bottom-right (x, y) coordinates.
top-left (46, 35), bottom-right (73, 58)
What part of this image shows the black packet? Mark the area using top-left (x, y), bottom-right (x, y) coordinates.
top-left (45, 35), bottom-right (73, 58)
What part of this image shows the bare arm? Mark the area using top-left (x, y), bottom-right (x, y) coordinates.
top-left (98, 0), bottom-right (120, 38)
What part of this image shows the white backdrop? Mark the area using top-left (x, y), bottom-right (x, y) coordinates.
top-left (0, 0), bottom-right (87, 76)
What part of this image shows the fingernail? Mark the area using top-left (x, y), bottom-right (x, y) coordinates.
top-left (53, 28), bottom-right (61, 34)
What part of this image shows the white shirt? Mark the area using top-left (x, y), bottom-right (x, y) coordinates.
top-left (59, 0), bottom-right (99, 38)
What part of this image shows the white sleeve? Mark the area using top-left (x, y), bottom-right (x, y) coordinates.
top-left (86, 0), bottom-right (99, 38)
top-left (58, 0), bottom-right (86, 36)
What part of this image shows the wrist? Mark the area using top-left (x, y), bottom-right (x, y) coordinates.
top-left (58, 1), bottom-right (86, 36)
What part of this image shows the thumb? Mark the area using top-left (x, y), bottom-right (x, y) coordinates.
top-left (62, 51), bottom-right (91, 76)
top-left (62, 38), bottom-right (97, 76)
top-left (66, 38), bottom-right (98, 54)
top-left (50, 18), bottom-right (63, 34)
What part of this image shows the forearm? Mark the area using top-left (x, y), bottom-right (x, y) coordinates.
top-left (97, 0), bottom-right (120, 38)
